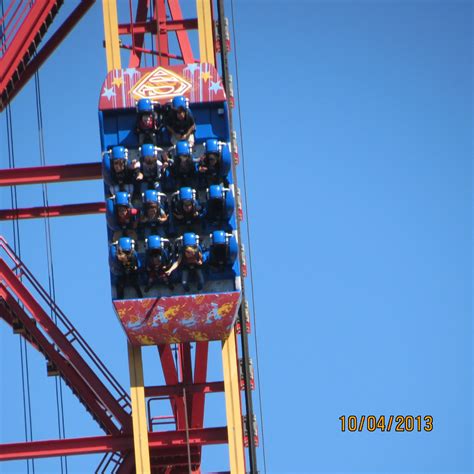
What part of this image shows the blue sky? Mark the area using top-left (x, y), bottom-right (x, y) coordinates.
top-left (0, 0), bottom-right (472, 473)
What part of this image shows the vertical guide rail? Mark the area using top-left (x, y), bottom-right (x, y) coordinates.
top-left (222, 329), bottom-right (245, 473)
top-left (101, 1), bottom-right (151, 472)
top-left (102, 0), bottom-right (121, 72)
top-left (196, 0), bottom-right (248, 470)
top-left (128, 344), bottom-right (151, 473)
top-left (216, 0), bottom-right (259, 472)
top-left (196, 0), bottom-right (215, 66)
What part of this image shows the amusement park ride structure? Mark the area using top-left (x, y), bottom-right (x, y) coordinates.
top-left (0, 1), bottom-right (260, 472)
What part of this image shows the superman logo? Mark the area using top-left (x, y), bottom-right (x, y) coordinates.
top-left (130, 67), bottom-right (192, 101)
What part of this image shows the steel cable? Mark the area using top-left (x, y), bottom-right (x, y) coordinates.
top-left (229, 0), bottom-right (268, 471)
top-left (33, 68), bottom-right (68, 473)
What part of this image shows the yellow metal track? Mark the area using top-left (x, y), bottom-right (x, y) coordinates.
top-left (222, 329), bottom-right (246, 473)
top-left (128, 343), bottom-right (151, 473)
top-left (102, 0), bottom-right (121, 71)
top-left (196, 0), bottom-right (215, 66)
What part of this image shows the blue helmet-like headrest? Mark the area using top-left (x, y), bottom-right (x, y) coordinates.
top-left (137, 98), bottom-right (153, 113)
top-left (118, 237), bottom-right (133, 252)
top-left (141, 143), bottom-right (155, 158)
top-left (147, 235), bottom-right (162, 250)
top-left (115, 191), bottom-right (130, 207)
top-left (183, 232), bottom-right (197, 247)
top-left (209, 184), bottom-right (223, 200)
top-left (172, 95), bottom-right (187, 110)
top-left (111, 146), bottom-right (126, 161)
top-left (212, 230), bottom-right (227, 246)
top-left (205, 139), bottom-right (220, 155)
top-left (144, 189), bottom-right (158, 204)
top-left (176, 140), bottom-right (190, 157)
top-left (179, 187), bottom-right (193, 201)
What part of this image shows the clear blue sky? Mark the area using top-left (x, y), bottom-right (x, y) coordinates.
top-left (0, 1), bottom-right (472, 473)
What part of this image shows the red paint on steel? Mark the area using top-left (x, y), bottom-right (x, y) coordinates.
top-left (155, 0), bottom-right (169, 66)
top-left (191, 342), bottom-right (209, 428)
top-left (1, 0), bottom-right (95, 108)
top-left (0, 259), bottom-right (132, 431)
top-left (179, 342), bottom-right (193, 428)
top-left (118, 18), bottom-right (198, 35)
top-left (0, 202), bottom-right (105, 220)
top-left (144, 381), bottom-right (224, 398)
top-left (0, 428), bottom-right (228, 461)
top-left (127, 0), bottom-right (149, 68)
top-left (158, 344), bottom-right (185, 425)
top-left (0, 162), bottom-right (101, 186)
top-left (167, 0), bottom-right (195, 64)
top-left (0, 286), bottom-right (122, 435)
top-left (0, 0), bottom-right (59, 95)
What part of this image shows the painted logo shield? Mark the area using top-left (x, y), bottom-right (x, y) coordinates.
top-left (130, 66), bottom-right (192, 101)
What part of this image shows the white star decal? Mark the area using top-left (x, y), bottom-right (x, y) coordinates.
top-left (102, 87), bottom-right (116, 100)
top-left (209, 81), bottom-right (222, 93)
top-left (184, 63), bottom-right (200, 74)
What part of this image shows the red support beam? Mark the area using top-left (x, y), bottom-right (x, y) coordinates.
top-left (191, 342), bottom-right (209, 429)
top-left (179, 342), bottom-right (193, 427)
top-left (0, 202), bottom-right (105, 220)
top-left (118, 18), bottom-right (198, 35)
top-left (0, 287), bottom-right (122, 435)
top-left (144, 381), bottom-right (224, 398)
top-left (1, 0), bottom-right (95, 108)
top-left (0, 428), bottom-right (228, 461)
top-left (128, 0), bottom-right (150, 68)
top-left (158, 344), bottom-right (185, 425)
top-left (121, 42), bottom-right (184, 61)
top-left (167, 0), bottom-right (195, 64)
top-left (155, 0), bottom-right (169, 66)
top-left (0, 162), bottom-right (101, 186)
top-left (0, 0), bottom-right (58, 92)
top-left (0, 259), bottom-right (132, 432)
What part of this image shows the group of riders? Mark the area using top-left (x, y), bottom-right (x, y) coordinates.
top-left (105, 96), bottom-right (236, 299)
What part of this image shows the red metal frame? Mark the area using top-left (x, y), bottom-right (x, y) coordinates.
top-left (0, 0), bottom-right (59, 92)
top-left (0, 257), bottom-right (132, 431)
top-left (145, 381), bottom-right (224, 397)
top-left (0, 202), bottom-right (105, 220)
top-left (0, 162), bottom-right (101, 186)
top-left (0, 0), bottom-right (95, 108)
top-left (0, 427), bottom-right (228, 461)
top-left (0, 289), bottom-right (124, 435)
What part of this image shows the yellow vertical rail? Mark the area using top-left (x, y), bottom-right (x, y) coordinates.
top-left (128, 343), bottom-right (151, 474)
top-left (222, 329), bottom-right (246, 473)
top-left (196, 0), bottom-right (215, 66)
top-left (102, 0), bottom-right (121, 71)
top-left (102, 2), bottom-right (150, 471)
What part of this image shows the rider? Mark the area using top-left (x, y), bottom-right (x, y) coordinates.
top-left (165, 96), bottom-right (195, 147)
top-left (106, 146), bottom-right (134, 195)
top-left (144, 235), bottom-right (174, 293)
top-left (108, 191), bottom-right (139, 241)
top-left (136, 98), bottom-right (160, 146)
top-left (140, 189), bottom-right (169, 237)
top-left (132, 143), bottom-right (169, 194)
top-left (167, 233), bottom-right (204, 292)
top-left (171, 140), bottom-right (196, 188)
top-left (172, 187), bottom-right (201, 225)
top-left (110, 237), bottom-right (143, 299)
top-left (198, 138), bottom-right (225, 187)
